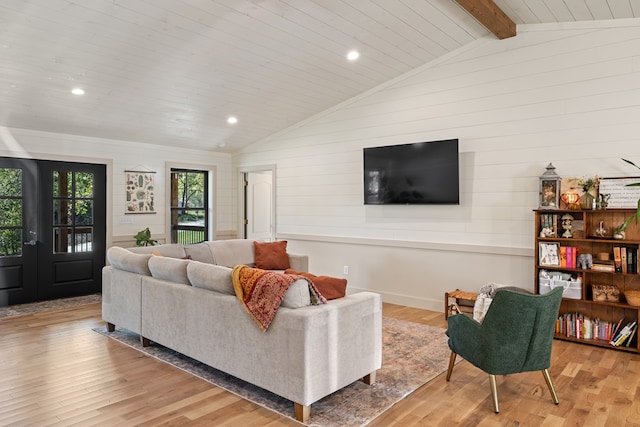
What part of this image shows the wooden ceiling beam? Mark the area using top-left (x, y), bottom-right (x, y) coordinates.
top-left (454, 0), bottom-right (516, 39)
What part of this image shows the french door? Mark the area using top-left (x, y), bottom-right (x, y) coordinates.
top-left (0, 157), bottom-right (106, 306)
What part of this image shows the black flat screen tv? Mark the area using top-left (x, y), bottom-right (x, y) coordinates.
top-left (363, 139), bottom-right (459, 205)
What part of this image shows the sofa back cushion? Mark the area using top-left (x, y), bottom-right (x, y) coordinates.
top-left (188, 261), bottom-right (234, 294)
top-left (148, 255), bottom-right (191, 285)
top-left (184, 242), bottom-right (215, 263)
top-left (207, 239), bottom-right (255, 267)
top-left (129, 244), bottom-right (187, 259)
top-left (107, 246), bottom-right (152, 276)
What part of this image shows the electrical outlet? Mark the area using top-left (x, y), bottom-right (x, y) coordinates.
top-left (343, 265), bottom-right (349, 275)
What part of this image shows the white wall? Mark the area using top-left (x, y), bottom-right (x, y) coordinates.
top-left (234, 20), bottom-right (640, 311)
top-left (0, 127), bottom-right (234, 247)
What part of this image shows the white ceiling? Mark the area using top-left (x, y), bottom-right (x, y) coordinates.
top-left (1, 0), bottom-right (639, 153)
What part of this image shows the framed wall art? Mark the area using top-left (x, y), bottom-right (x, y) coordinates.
top-left (597, 177), bottom-right (640, 208)
top-left (125, 170), bottom-right (156, 214)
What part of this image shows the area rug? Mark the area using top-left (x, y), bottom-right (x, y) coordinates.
top-left (93, 317), bottom-right (452, 427)
top-left (0, 293), bottom-right (101, 318)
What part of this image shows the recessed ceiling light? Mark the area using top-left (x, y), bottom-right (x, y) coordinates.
top-left (71, 88), bottom-right (85, 95)
top-left (346, 50), bottom-right (360, 61)
top-left (227, 116), bottom-right (238, 124)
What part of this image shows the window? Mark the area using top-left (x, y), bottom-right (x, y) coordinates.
top-left (170, 169), bottom-right (208, 244)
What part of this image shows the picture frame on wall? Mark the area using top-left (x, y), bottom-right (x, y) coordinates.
top-left (539, 242), bottom-right (560, 267)
top-left (125, 170), bottom-right (156, 214)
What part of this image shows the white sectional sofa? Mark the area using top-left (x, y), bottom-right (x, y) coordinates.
top-left (101, 239), bottom-right (382, 422)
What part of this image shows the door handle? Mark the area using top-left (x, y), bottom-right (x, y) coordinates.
top-left (24, 239), bottom-right (37, 246)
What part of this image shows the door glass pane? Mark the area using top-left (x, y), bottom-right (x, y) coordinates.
top-left (75, 200), bottom-right (93, 225)
top-left (53, 200), bottom-right (72, 225)
top-left (53, 171), bottom-right (72, 197)
top-left (73, 226), bottom-right (93, 253)
top-left (0, 199), bottom-right (21, 227)
top-left (0, 229), bottom-right (21, 256)
top-left (75, 172), bottom-right (94, 198)
top-left (53, 227), bottom-right (72, 253)
top-left (0, 168), bottom-right (22, 196)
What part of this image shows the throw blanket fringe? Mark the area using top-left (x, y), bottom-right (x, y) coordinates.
top-left (232, 265), bottom-right (326, 331)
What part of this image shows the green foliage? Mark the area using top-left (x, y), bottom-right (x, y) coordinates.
top-left (134, 227), bottom-right (157, 247)
top-left (617, 159), bottom-right (640, 233)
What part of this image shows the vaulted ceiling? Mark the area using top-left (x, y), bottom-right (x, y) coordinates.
top-left (1, 1), bottom-right (639, 152)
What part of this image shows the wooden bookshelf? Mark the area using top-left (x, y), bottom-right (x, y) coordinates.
top-left (534, 208), bottom-right (640, 352)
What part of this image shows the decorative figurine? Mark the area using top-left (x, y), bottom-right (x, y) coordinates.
top-left (561, 214), bottom-right (574, 238)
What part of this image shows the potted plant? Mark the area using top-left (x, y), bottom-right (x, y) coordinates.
top-left (574, 175), bottom-right (600, 209)
top-left (134, 227), bottom-right (157, 246)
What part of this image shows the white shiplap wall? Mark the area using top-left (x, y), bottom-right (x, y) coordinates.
top-left (234, 20), bottom-right (640, 310)
top-left (0, 127), bottom-right (234, 246)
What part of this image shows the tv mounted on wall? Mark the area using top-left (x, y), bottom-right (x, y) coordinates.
top-left (363, 139), bottom-right (459, 205)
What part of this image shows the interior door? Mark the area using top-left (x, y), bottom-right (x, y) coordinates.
top-left (37, 160), bottom-right (106, 300)
top-left (0, 158), bottom-right (38, 305)
top-left (245, 171), bottom-right (273, 241)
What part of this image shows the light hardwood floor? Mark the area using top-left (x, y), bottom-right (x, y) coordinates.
top-left (1, 302), bottom-right (639, 426)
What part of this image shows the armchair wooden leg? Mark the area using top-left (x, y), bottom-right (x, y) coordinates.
top-left (542, 369), bottom-right (559, 405)
top-left (446, 351), bottom-right (457, 381)
top-left (489, 374), bottom-right (499, 413)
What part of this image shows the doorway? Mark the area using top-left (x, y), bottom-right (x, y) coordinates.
top-left (0, 157), bottom-right (106, 306)
top-left (242, 168), bottom-right (274, 241)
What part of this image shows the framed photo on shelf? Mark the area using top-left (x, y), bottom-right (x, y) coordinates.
top-left (539, 242), bottom-right (560, 267)
top-left (598, 177), bottom-right (640, 208)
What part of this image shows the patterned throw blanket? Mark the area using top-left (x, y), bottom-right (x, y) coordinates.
top-left (232, 265), bottom-right (327, 331)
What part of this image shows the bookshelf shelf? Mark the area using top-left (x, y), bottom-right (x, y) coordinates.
top-left (535, 208), bottom-right (640, 353)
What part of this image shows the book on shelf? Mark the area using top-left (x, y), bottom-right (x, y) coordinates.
top-left (626, 325), bottom-right (638, 347)
top-left (610, 318), bottom-right (624, 341)
top-left (621, 247), bottom-right (628, 274)
top-left (614, 247), bottom-right (623, 273)
top-left (610, 320), bottom-right (637, 346)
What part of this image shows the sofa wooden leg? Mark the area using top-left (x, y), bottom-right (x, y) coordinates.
top-left (362, 371), bottom-right (376, 385)
top-left (294, 403), bottom-right (310, 423)
top-left (106, 322), bottom-right (115, 332)
top-left (141, 336), bottom-right (151, 347)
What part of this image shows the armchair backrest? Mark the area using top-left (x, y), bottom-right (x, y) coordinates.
top-left (478, 286), bottom-right (563, 375)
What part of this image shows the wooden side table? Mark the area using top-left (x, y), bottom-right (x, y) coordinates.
top-left (444, 289), bottom-right (478, 320)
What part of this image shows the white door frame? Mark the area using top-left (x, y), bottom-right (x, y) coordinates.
top-left (237, 165), bottom-right (276, 241)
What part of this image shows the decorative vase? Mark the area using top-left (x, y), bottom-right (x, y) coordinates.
top-left (613, 230), bottom-right (625, 240)
top-left (581, 192), bottom-right (595, 210)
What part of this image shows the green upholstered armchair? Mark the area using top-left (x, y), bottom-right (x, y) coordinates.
top-left (445, 286), bottom-right (564, 413)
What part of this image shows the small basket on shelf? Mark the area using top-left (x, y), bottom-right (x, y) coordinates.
top-left (625, 290), bottom-right (640, 307)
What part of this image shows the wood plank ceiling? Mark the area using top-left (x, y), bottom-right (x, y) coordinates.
top-left (0, 0), bottom-right (639, 152)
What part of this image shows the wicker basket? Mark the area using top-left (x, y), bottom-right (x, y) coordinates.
top-left (625, 290), bottom-right (640, 307)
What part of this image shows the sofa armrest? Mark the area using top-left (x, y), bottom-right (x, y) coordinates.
top-left (288, 254), bottom-right (308, 272)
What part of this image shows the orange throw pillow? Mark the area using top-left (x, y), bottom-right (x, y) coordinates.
top-left (285, 269), bottom-right (347, 300)
top-left (254, 241), bottom-right (291, 270)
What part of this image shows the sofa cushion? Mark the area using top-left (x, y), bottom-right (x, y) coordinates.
top-left (107, 246), bottom-right (152, 276)
top-left (129, 244), bottom-right (187, 259)
top-left (281, 278), bottom-right (313, 308)
top-left (207, 239), bottom-right (255, 267)
top-left (285, 269), bottom-right (347, 300)
top-left (187, 261), bottom-right (234, 294)
top-left (254, 241), bottom-right (290, 270)
top-left (149, 255), bottom-right (191, 285)
top-left (184, 242), bottom-right (215, 263)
